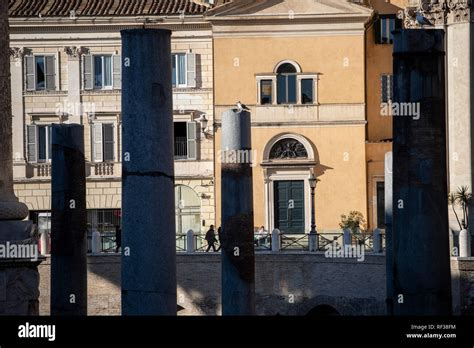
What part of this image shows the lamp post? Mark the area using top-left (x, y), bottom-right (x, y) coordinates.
top-left (308, 169), bottom-right (318, 251)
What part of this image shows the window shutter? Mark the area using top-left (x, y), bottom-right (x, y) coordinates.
top-left (113, 55), bottom-right (121, 90)
top-left (381, 75), bottom-right (388, 103)
top-left (103, 124), bottom-right (115, 162)
top-left (92, 123), bottom-right (103, 162)
top-left (27, 125), bottom-right (37, 162)
top-left (83, 55), bottom-right (93, 90)
top-left (186, 53), bottom-right (196, 88)
top-left (388, 75), bottom-right (393, 101)
top-left (25, 56), bottom-right (35, 91)
top-left (186, 121), bottom-right (197, 160)
top-left (45, 56), bottom-right (56, 91)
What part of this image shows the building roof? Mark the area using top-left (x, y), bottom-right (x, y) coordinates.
top-left (8, 0), bottom-right (209, 17)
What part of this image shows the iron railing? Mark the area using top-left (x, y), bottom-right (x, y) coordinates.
top-left (174, 137), bottom-right (187, 159)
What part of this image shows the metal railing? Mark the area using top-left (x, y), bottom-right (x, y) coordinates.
top-left (174, 137), bottom-right (187, 159)
top-left (280, 233), bottom-right (309, 251)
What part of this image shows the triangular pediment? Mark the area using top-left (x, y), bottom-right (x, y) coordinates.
top-left (207, 0), bottom-right (372, 18)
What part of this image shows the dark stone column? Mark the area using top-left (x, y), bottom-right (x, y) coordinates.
top-left (121, 29), bottom-right (176, 315)
top-left (221, 109), bottom-right (255, 315)
top-left (392, 29), bottom-right (451, 315)
top-left (51, 124), bottom-right (87, 316)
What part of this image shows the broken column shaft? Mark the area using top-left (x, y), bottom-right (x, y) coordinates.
top-left (391, 29), bottom-right (451, 315)
top-left (221, 109), bottom-right (255, 315)
top-left (121, 29), bottom-right (176, 315)
top-left (51, 124), bottom-right (87, 315)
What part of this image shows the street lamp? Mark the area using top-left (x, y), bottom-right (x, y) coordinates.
top-left (197, 114), bottom-right (208, 134)
top-left (308, 169), bottom-right (318, 251)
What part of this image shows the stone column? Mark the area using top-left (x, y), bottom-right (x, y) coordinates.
top-left (392, 29), bottom-right (451, 315)
top-left (0, 0), bottom-right (41, 315)
top-left (121, 29), bottom-right (176, 315)
top-left (221, 109), bottom-right (255, 315)
top-left (64, 47), bottom-right (88, 124)
top-left (50, 124), bottom-right (87, 316)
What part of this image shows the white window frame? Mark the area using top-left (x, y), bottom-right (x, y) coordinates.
top-left (28, 53), bottom-right (59, 91)
top-left (172, 53), bottom-right (188, 88)
top-left (256, 73), bottom-right (319, 106)
top-left (92, 54), bottom-right (114, 90)
top-left (91, 117), bottom-right (118, 163)
top-left (30, 123), bottom-right (52, 163)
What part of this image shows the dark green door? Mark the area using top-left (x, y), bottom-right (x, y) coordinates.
top-left (274, 180), bottom-right (305, 234)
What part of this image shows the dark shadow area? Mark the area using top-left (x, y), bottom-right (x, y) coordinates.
top-left (306, 304), bottom-right (340, 316)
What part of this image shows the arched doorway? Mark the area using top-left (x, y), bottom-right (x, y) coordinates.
top-left (262, 134), bottom-right (317, 234)
top-left (175, 185), bottom-right (201, 235)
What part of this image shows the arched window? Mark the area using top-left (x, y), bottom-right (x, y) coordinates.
top-left (269, 138), bottom-right (308, 160)
top-left (175, 185), bottom-right (201, 235)
top-left (277, 63), bottom-right (297, 104)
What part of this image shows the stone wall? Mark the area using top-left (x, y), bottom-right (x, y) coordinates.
top-left (451, 257), bottom-right (474, 315)
top-left (38, 253), bottom-right (387, 316)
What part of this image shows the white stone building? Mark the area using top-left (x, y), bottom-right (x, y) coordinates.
top-left (8, 0), bottom-right (216, 249)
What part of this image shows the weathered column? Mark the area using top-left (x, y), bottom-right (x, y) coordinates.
top-left (121, 29), bottom-right (176, 315)
top-left (50, 124), bottom-right (87, 316)
top-left (64, 46), bottom-right (88, 124)
top-left (221, 109), bottom-right (255, 315)
top-left (0, 0), bottom-right (41, 315)
top-left (392, 29), bottom-right (451, 315)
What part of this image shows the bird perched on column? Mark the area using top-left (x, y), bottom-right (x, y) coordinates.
top-left (415, 11), bottom-right (433, 26)
top-left (236, 101), bottom-right (250, 112)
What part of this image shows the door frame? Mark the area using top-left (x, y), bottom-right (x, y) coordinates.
top-left (273, 179), bottom-right (306, 234)
top-left (263, 166), bottom-right (314, 234)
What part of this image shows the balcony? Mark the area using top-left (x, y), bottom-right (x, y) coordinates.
top-left (87, 162), bottom-right (120, 178)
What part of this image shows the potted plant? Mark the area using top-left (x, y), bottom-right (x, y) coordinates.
top-left (339, 211), bottom-right (367, 246)
top-left (448, 186), bottom-right (471, 257)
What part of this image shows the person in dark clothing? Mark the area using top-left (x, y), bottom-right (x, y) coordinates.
top-left (216, 227), bottom-right (222, 251)
top-left (115, 225), bottom-right (122, 253)
top-left (205, 225), bottom-right (217, 252)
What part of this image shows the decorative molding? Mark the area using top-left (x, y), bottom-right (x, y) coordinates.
top-left (400, 0), bottom-right (471, 28)
top-left (64, 46), bottom-right (89, 59)
top-left (9, 47), bottom-right (31, 61)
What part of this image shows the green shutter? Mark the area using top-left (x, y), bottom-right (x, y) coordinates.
top-left (186, 121), bottom-right (197, 160)
top-left (83, 55), bottom-right (93, 90)
top-left (45, 55), bottom-right (56, 90)
top-left (186, 53), bottom-right (196, 88)
top-left (27, 125), bottom-right (37, 162)
top-left (113, 55), bottom-right (121, 90)
top-left (25, 56), bottom-right (35, 91)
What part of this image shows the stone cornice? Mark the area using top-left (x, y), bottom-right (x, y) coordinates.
top-left (399, 0), bottom-right (471, 28)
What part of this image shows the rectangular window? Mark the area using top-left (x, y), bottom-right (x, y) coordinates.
top-left (260, 80), bottom-right (273, 105)
top-left (172, 53), bottom-right (187, 87)
top-left (173, 121), bottom-right (197, 160)
top-left (37, 125), bottom-right (52, 162)
top-left (25, 55), bottom-right (56, 91)
top-left (174, 122), bottom-right (188, 159)
top-left (381, 74), bottom-right (393, 103)
top-left (376, 16), bottom-right (401, 44)
top-left (93, 55), bottom-right (113, 89)
top-left (92, 123), bottom-right (115, 162)
top-left (376, 182), bottom-right (385, 229)
top-left (277, 75), bottom-right (297, 104)
top-left (35, 56), bottom-right (46, 90)
top-left (301, 79), bottom-right (314, 104)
